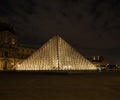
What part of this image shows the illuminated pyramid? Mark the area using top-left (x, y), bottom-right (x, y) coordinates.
top-left (16, 35), bottom-right (97, 70)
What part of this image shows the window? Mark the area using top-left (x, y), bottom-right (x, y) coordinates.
top-left (4, 51), bottom-right (8, 58)
top-left (11, 38), bottom-right (16, 45)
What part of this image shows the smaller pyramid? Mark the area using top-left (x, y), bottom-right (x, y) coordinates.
top-left (16, 35), bottom-right (97, 70)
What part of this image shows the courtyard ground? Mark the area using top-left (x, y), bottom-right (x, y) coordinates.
top-left (0, 71), bottom-right (120, 100)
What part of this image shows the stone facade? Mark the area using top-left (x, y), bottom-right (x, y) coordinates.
top-left (0, 30), bottom-right (36, 70)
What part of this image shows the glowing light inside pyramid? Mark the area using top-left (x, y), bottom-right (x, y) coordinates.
top-left (16, 35), bottom-right (97, 70)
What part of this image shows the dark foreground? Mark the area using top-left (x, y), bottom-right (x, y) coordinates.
top-left (0, 71), bottom-right (120, 100)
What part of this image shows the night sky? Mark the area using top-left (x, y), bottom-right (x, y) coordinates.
top-left (0, 0), bottom-right (120, 64)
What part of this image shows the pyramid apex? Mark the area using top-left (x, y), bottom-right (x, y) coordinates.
top-left (56, 33), bottom-right (60, 36)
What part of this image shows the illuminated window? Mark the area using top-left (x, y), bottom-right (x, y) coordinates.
top-left (11, 38), bottom-right (16, 44)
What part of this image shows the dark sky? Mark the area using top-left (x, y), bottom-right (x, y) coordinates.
top-left (0, 0), bottom-right (120, 64)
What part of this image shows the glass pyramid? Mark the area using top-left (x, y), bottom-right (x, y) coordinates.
top-left (16, 35), bottom-right (97, 70)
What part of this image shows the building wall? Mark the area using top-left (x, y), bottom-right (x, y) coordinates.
top-left (0, 31), bottom-right (36, 70)
top-left (87, 56), bottom-right (108, 69)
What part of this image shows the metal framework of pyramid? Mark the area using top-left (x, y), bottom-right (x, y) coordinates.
top-left (16, 35), bottom-right (97, 70)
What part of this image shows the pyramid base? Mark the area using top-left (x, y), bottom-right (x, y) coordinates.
top-left (0, 70), bottom-right (102, 75)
